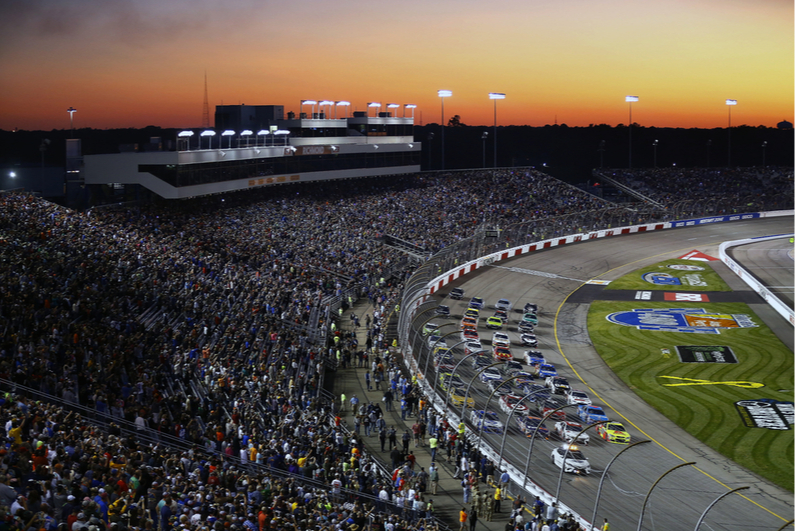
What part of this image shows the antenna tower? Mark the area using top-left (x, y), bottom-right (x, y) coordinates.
top-left (201, 71), bottom-right (210, 128)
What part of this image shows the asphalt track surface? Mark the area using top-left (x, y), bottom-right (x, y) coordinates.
top-left (419, 217), bottom-right (794, 530)
top-left (728, 236), bottom-right (795, 310)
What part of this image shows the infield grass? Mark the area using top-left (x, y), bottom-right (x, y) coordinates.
top-left (605, 259), bottom-right (732, 291)
top-left (588, 300), bottom-right (794, 490)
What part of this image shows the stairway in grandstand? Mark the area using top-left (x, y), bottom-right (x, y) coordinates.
top-left (379, 234), bottom-right (430, 260)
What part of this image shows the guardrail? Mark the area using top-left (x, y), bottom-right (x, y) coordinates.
top-left (719, 233), bottom-right (795, 325)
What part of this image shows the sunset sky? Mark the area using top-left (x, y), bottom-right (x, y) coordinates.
top-left (0, 0), bottom-right (792, 131)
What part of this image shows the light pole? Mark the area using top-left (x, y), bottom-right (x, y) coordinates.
top-left (178, 130), bottom-right (194, 151)
top-left (241, 130), bottom-right (253, 148)
top-left (387, 103), bottom-right (400, 117)
top-left (438, 90), bottom-right (452, 170)
top-left (67, 107), bottom-right (77, 138)
top-left (653, 139), bottom-right (658, 168)
top-left (257, 130), bottom-right (269, 147)
top-left (368, 102), bottom-right (382, 118)
top-left (335, 101), bottom-right (350, 119)
top-left (626, 96), bottom-right (638, 169)
top-left (200, 130), bottom-right (216, 150)
top-left (761, 141), bottom-right (767, 167)
top-left (221, 130), bottom-right (235, 149)
top-left (481, 132), bottom-right (489, 168)
top-left (300, 99), bottom-right (317, 118)
top-left (489, 93), bottom-right (505, 168)
top-left (726, 99), bottom-right (737, 167)
top-left (318, 100), bottom-right (334, 119)
top-left (404, 104), bottom-right (417, 119)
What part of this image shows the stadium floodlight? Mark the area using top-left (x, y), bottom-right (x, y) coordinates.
top-left (368, 102), bottom-right (382, 118)
top-left (726, 99), bottom-right (737, 166)
top-left (335, 100), bottom-right (350, 119)
top-left (300, 99), bottom-right (317, 117)
top-left (387, 103), bottom-right (400, 117)
top-left (319, 100), bottom-right (334, 106)
top-left (257, 130), bottom-right (270, 147)
top-left (9, 172), bottom-right (16, 178)
top-left (200, 129), bottom-right (216, 150)
top-left (221, 130), bottom-right (235, 149)
top-left (488, 93), bottom-right (506, 167)
top-left (241, 130), bottom-right (253, 136)
top-left (404, 103), bottom-right (417, 118)
top-left (274, 130), bottom-right (291, 135)
top-left (625, 95), bottom-right (639, 168)
top-left (438, 90), bottom-right (452, 169)
top-left (178, 130), bottom-right (194, 137)
top-left (200, 130), bottom-right (216, 136)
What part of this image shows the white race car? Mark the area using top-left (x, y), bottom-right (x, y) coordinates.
top-left (551, 445), bottom-right (591, 475)
top-left (566, 389), bottom-right (592, 406)
top-left (498, 394), bottom-right (530, 415)
top-left (469, 410), bottom-right (504, 434)
top-left (554, 421), bottom-right (590, 445)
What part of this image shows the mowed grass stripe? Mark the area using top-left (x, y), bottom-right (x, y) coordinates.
top-left (588, 300), bottom-right (794, 490)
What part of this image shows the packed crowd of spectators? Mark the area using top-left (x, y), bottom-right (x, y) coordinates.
top-left (596, 167), bottom-right (794, 211)
top-left (0, 166), bottom-right (783, 531)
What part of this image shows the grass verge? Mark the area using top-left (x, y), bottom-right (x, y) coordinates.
top-left (605, 259), bottom-right (731, 291)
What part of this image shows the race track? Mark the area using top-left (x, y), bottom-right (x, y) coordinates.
top-left (728, 236), bottom-right (795, 310)
top-left (417, 216), bottom-right (793, 530)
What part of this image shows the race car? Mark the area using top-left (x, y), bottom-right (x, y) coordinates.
top-left (517, 415), bottom-right (549, 438)
top-left (440, 372), bottom-right (465, 392)
top-left (492, 332), bottom-right (511, 348)
top-left (503, 360), bottom-right (525, 376)
top-left (545, 376), bottom-right (571, 395)
top-left (536, 363), bottom-right (557, 378)
top-left (524, 350), bottom-right (545, 366)
top-left (427, 335), bottom-right (445, 349)
top-left (492, 345), bottom-right (513, 361)
top-left (461, 316), bottom-right (478, 329)
top-left (422, 322), bottom-right (440, 336)
top-left (551, 445), bottom-right (591, 475)
top-left (520, 383), bottom-right (550, 402)
top-left (434, 352), bottom-right (456, 371)
top-left (464, 307), bottom-right (480, 319)
top-left (520, 312), bottom-right (538, 325)
top-left (469, 410), bottom-right (504, 434)
top-left (465, 340), bottom-right (484, 356)
top-left (520, 333), bottom-right (538, 347)
top-left (596, 422), bottom-right (631, 444)
top-left (450, 287), bottom-right (465, 300)
top-left (578, 404), bottom-right (609, 424)
top-left (461, 328), bottom-right (479, 342)
top-left (541, 397), bottom-right (567, 421)
top-left (471, 354), bottom-right (491, 370)
top-left (554, 421), bottom-right (590, 445)
top-left (566, 389), bottom-right (592, 406)
top-left (478, 367), bottom-right (503, 383)
top-left (486, 316), bottom-right (504, 330)
top-left (499, 394), bottom-right (530, 415)
top-left (449, 389), bottom-right (475, 408)
top-left (469, 296), bottom-right (485, 310)
top-left (494, 308), bottom-right (509, 320)
top-left (523, 302), bottom-right (538, 314)
top-left (518, 321), bottom-right (536, 333)
top-left (488, 379), bottom-right (513, 396)
top-left (495, 299), bottom-right (513, 312)
top-left (436, 305), bottom-right (450, 316)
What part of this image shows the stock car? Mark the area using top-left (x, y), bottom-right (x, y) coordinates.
top-left (596, 422), bottom-right (631, 444)
top-left (503, 360), bottom-right (525, 376)
top-left (545, 376), bottom-right (571, 395)
top-left (494, 308), bottom-right (509, 320)
top-left (423, 323), bottom-right (440, 336)
top-left (541, 397), bottom-right (567, 421)
top-left (450, 287), bottom-right (465, 300)
top-left (469, 296), bottom-right (485, 310)
top-left (551, 445), bottom-right (591, 475)
top-left (465, 340), bottom-right (484, 355)
top-left (488, 379), bottom-right (514, 396)
top-left (499, 394), bottom-right (530, 414)
top-left (520, 383), bottom-right (550, 402)
top-left (495, 299), bottom-right (513, 312)
top-left (479, 367), bottom-right (503, 383)
top-left (486, 316), bottom-right (504, 330)
top-left (536, 364), bottom-right (557, 378)
top-left (440, 372), bottom-right (465, 392)
top-left (523, 302), bottom-right (538, 313)
top-left (520, 333), bottom-right (538, 347)
top-left (521, 312), bottom-right (538, 325)
top-left (493, 345), bottom-right (513, 362)
top-left (436, 305), bottom-right (450, 316)
top-left (469, 410), bottom-right (504, 433)
top-left (464, 307), bottom-right (480, 319)
top-left (578, 405), bottom-right (609, 424)
top-left (472, 354), bottom-right (492, 370)
top-left (461, 328), bottom-right (479, 342)
top-left (566, 389), bottom-right (592, 406)
top-left (427, 335), bottom-right (445, 349)
top-left (449, 389), bottom-right (475, 408)
top-left (517, 415), bottom-right (549, 438)
top-left (524, 350), bottom-right (545, 366)
top-left (492, 332), bottom-right (511, 348)
top-left (518, 321), bottom-right (536, 333)
top-left (554, 421), bottom-right (591, 445)
top-left (434, 353), bottom-right (456, 371)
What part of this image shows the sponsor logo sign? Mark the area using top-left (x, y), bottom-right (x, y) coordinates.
top-left (643, 272), bottom-right (681, 285)
top-left (676, 345), bottom-right (737, 363)
top-left (635, 291), bottom-right (651, 300)
top-left (682, 273), bottom-right (707, 286)
top-left (668, 264), bottom-right (706, 271)
top-left (671, 214), bottom-right (759, 229)
top-left (735, 399), bottom-right (794, 430)
top-left (664, 292), bottom-right (710, 302)
top-left (606, 308), bottom-right (757, 334)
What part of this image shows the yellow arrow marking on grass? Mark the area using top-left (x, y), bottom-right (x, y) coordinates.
top-left (659, 376), bottom-right (764, 389)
